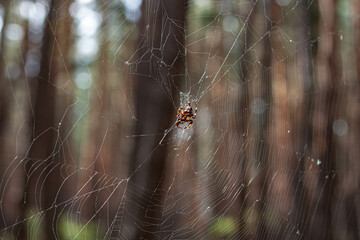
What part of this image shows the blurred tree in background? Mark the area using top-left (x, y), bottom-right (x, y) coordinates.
top-left (0, 0), bottom-right (359, 239)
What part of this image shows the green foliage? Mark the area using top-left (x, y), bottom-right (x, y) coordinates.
top-left (210, 216), bottom-right (238, 238)
top-left (191, 0), bottom-right (217, 25)
top-left (24, 209), bottom-right (100, 240)
top-left (26, 210), bottom-right (44, 240)
top-left (58, 215), bottom-right (99, 240)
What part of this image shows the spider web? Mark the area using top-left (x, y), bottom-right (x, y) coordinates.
top-left (0, 0), bottom-right (359, 239)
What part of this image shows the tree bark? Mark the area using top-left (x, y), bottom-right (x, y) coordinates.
top-left (0, 0), bottom-right (12, 231)
top-left (0, 0), bottom-right (10, 139)
top-left (304, 0), bottom-right (339, 239)
top-left (75, 1), bottom-right (112, 226)
top-left (119, 0), bottom-right (186, 239)
top-left (20, 0), bottom-right (66, 238)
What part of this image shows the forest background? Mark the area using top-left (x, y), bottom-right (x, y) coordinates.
top-left (0, 0), bottom-right (359, 239)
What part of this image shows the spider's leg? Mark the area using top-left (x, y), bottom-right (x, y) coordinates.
top-left (184, 119), bottom-right (193, 129)
top-left (176, 118), bottom-right (186, 129)
top-left (177, 107), bottom-right (184, 117)
top-left (193, 102), bottom-right (197, 119)
top-left (176, 121), bottom-right (186, 129)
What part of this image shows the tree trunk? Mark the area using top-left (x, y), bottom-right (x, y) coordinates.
top-left (0, 0), bottom-right (10, 139)
top-left (237, 0), bottom-right (272, 238)
top-left (304, 0), bottom-right (339, 239)
top-left (20, 0), bottom-right (65, 238)
top-left (119, 0), bottom-right (186, 239)
top-left (0, 0), bottom-right (12, 232)
top-left (75, 1), bottom-right (112, 226)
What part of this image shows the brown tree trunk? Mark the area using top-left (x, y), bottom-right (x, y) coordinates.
top-left (0, 17), bottom-right (35, 240)
top-left (75, 2), bottom-right (113, 226)
top-left (119, 0), bottom-right (186, 239)
top-left (350, 0), bottom-right (360, 238)
top-left (0, 0), bottom-right (12, 231)
top-left (289, 0), bottom-right (314, 237)
top-left (266, 0), bottom-right (295, 238)
top-left (354, 0), bottom-right (360, 82)
top-left (0, 0), bottom-right (11, 170)
top-left (0, 0), bottom-right (10, 138)
top-left (20, 0), bottom-right (66, 238)
top-left (333, 1), bottom-right (360, 238)
top-left (303, 0), bottom-right (339, 239)
top-left (237, 1), bottom-right (273, 238)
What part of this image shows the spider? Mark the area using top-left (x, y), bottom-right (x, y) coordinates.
top-left (176, 102), bottom-right (197, 129)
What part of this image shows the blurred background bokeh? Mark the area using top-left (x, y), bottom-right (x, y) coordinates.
top-left (0, 0), bottom-right (359, 239)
